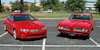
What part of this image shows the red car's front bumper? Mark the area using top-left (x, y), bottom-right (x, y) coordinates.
top-left (17, 30), bottom-right (47, 39)
top-left (58, 29), bottom-right (90, 36)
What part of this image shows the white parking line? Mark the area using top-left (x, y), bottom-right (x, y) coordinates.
top-left (0, 44), bottom-right (42, 47)
top-left (46, 45), bottom-right (100, 47)
top-left (0, 32), bottom-right (8, 38)
top-left (89, 38), bottom-right (100, 46)
top-left (42, 39), bottom-right (47, 50)
top-left (0, 44), bottom-right (100, 47)
top-left (0, 32), bottom-right (100, 48)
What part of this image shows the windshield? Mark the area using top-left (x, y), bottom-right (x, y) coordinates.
top-left (14, 15), bottom-right (36, 21)
top-left (71, 15), bottom-right (91, 20)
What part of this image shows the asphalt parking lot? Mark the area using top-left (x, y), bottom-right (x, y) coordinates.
top-left (0, 19), bottom-right (100, 50)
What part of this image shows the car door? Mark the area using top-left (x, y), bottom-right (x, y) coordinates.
top-left (6, 16), bottom-right (14, 33)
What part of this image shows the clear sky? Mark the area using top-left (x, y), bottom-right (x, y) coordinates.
top-left (1, 0), bottom-right (97, 4)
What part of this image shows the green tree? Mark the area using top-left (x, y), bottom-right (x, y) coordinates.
top-left (41, 0), bottom-right (64, 11)
top-left (0, 0), bottom-right (3, 12)
top-left (96, 0), bottom-right (100, 12)
top-left (31, 4), bottom-right (40, 11)
top-left (12, 0), bottom-right (25, 11)
top-left (66, 0), bottom-right (85, 12)
top-left (12, 2), bottom-right (22, 11)
top-left (20, 0), bottom-right (24, 11)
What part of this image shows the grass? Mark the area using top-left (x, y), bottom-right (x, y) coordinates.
top-left (31, 11), bottom-right (70, 18)
top-left (0, 12), bottom-right (100, 21)
top-left (94, 13), bottom-right (100, 18)
top-left (30, 11), bottom-right (100, 18)
top-left (0, 13), bottom-right (6, 20)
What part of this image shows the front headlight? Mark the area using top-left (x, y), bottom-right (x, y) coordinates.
top-left (42, 27), bottom-right (47, 30)
top-left (63, 27), bottom-right (70, 30)
top-left (20, 29), bottom-right (29, 32)
top-left (82, 29), bottom-right (88, 32)
top-left (58, 26), bottom-right (70, 30)
top-left (58, 26), bottom-right (64, 29)
top-left (31, 29), bottom-right (39, 32)
top-left (20, 29), bottom-right (39, 32)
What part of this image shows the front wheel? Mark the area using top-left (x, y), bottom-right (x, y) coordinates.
top-left (13, 30), bottom-right (17, 39)
top-left (3, 25), bottom-right (7, 31)
top-left (82, 35), bottom-right (90, 40)
top-left (60, 32), bottom-right (65, 35)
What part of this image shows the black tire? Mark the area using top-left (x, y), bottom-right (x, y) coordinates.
top-left (13, 29), bottom-right (17, 39)
top-left (82, 35), bottom-right (90, 40)
top-left (4, 25), bottom-right (7, 31)
top-left (92, 28), bottom-right (94, 31)
top-left (60, 32), bottom-right (65, 35)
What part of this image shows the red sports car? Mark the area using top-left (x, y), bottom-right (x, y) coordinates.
top-left (3, 12), bottom-right (47, 40)
top-left (57, 13), bottom-right (94, 39)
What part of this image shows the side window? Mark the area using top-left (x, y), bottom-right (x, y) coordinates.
top-left (8, 16), bottom-right (14, 21)
top-left (29, 15), bottom-right (37, 20)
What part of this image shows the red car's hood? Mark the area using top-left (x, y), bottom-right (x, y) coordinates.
top-left (14, 20), bottom-right (45, 29)
top-left (59, 19), bottom-right (92, 28)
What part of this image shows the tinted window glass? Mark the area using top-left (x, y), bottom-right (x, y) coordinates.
top-left (14, 16), bottom-right (36, 21)
top-left (71, 15), bottom-right (91, 20)
top-left (8, 16), bottom-right (13, 20)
